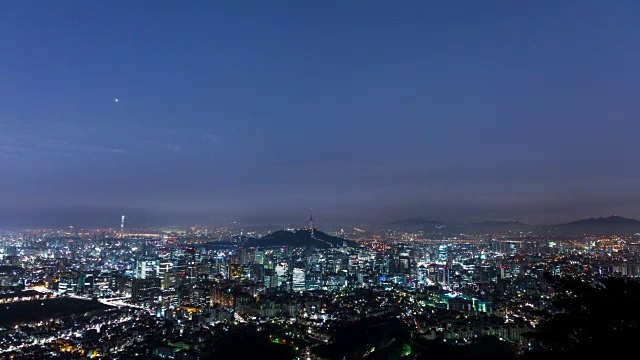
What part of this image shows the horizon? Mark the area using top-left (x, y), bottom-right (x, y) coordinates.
top-left (1, 211), bottom-right (637, 231)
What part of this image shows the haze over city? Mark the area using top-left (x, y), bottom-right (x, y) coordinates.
top-left (2, 0), bottom-right (639, 228)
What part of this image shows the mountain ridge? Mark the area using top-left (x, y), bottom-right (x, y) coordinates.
top-left (245, 228), bottom-right (356, 248)
top-left (540, 215), bottom-right (640, 236)
top-left (385, 218), bottom-right (529, 235)
top-left (384, 215), bottom-right (640, 236)
top-left (556, 215), bottom-right (640, 226)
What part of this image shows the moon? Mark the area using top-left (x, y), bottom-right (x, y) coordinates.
top-left (114, 98), bottom-right (119, 103)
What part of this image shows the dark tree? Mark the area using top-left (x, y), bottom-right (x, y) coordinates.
top-left (202, 325), bottom-right (294, 360)
top-left (525, 275), bottom-right (640, 358)
top-left (313, 316), bottom-right (412, 360)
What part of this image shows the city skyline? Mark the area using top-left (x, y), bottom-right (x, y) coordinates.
top-left (2, 1), bottom-right (640, 227)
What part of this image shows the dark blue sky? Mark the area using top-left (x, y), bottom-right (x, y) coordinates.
top-left (1, 1), bottom-right (639, 228)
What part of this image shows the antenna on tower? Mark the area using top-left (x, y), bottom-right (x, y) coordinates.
top-left (309, 208), bottom-right (314, 236)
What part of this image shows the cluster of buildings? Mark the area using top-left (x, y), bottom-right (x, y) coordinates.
top-left (0, 226), bottom-right (639, 358)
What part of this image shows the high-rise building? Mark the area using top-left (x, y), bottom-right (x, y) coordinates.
top-left (136, 258), bottom-right (158, 279)
top-left (254, 250), bottom-right (264, 265)
top-left (131, 278), bottom-right (160, 303)
top-left (157, 261), bottom-right (173, 289)
top-left (293, 267), bottom-right (306, 292)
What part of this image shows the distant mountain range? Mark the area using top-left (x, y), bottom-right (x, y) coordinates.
top-left (243, 229), bottom-right (357, 248)
top-left (388, 218), bottom-right (446, 226)
top-left (223, 216), bottom-right (640, 246)
top-left (385, 215), bottom-right (640, 237)
top-left (385, 218), bottom-right (530, 235)
top-left (539, 215), bottom-right (640, 236)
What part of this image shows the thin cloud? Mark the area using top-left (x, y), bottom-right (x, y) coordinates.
top-left (0, 131), bottom-right (128, 160)
top-left (0, 144), bottom-right (28, 154)
top-left (142, 140), bottom-right (183, 152)
top-left (163, 143), bottom-right (183, 152)
top-left (0, 151), bottom-right (19, 160)
top-left (45, 140), bottom-right (129, 154)
top-left (204, 133), bottom-right (222, 145)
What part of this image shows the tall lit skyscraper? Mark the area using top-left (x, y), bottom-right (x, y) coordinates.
top-left (293, 267), bottom-right (306, 292)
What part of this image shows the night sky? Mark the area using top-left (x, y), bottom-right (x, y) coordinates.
top-left (1, 1), bottom-right (639, 228)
